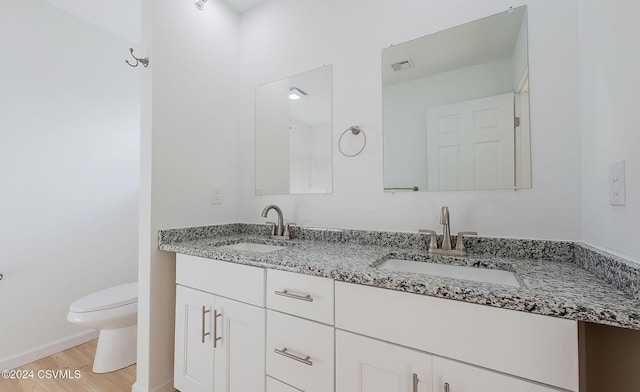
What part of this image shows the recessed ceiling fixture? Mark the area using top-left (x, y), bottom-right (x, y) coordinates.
top-left (289, 87), bottom-right (307, 100)
top-left (195, 0), bottom-right (208, 10)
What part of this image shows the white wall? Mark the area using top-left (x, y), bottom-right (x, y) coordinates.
top-left (578, 0), bottom-right (640, 262)
top-left (238, 0), bottom-right (582, 240)
top-left (136, 0), bottom-right (242, 390)
top-left (0, 0), bottom-right (139, 369)
top-left (39, 0), bottom-right (140, 44)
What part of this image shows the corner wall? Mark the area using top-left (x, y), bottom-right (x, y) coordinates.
top-left (136, 0), bottom-right (242, 390)
top-left (238, 0), bottom-right (583, 241)
top-left (578, 0), bottom-right (640, 262)
top-left (0, 0), bottom-right (139, 369)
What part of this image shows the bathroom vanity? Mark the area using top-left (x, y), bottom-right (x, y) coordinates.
top-left (161, 224), bottom-right (640, 392)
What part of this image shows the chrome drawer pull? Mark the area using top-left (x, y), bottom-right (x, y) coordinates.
top-left (412, 373), bottom-right (418, 392)
top-left (274, 348), bottom-right (313, 366)
top-left (201, 306), bottom-right (210, 343)
top-left (274, 290), bottom-right (314, 302)
top-left (213, 310), bottom-right (222, 348)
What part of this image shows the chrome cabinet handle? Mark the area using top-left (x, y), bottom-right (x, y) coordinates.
top-left (274, 348), bottom-right (313, 366)
top-left (274, 290), bottom-right (313, 302)
top-left (201, 306), bottom-right (211, 343)
top-left (444, 382), bottom-right (450, 392)
top-left (412, 373), bottom-right (418, 392)
top-left (213, 310), bottom-right (222, 348)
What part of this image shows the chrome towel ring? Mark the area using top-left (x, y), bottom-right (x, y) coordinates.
top-left (338, 126), bottom-right (367, 157)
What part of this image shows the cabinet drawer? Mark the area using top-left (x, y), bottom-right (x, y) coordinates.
top-left (266, 269), bottom-right (334, 324)
top-left (266, 310), bottom-right (334, 392)
top-left (176, 254), bottom-right (265, 307)
top-left (335, 282), bottom-right (579, 391)
top-left (266, 376), bottom-right (302, 392)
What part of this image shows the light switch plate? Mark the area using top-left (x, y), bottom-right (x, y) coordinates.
top-left (608, 160), bottom-right (626, 206)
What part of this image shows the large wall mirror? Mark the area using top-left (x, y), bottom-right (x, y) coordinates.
top-left (256, 65), bottom-right (333, 195)
top-left (383, 6), bottom-right (531, 192)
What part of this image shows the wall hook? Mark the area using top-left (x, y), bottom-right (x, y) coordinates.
top-left (126, 48), bottom-right (149, 68)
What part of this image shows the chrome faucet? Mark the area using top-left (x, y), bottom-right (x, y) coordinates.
top-left (261, 205), bottom-right (293, 240)
top-left (419, 206), bottom-right (477, 256)
top-left (440, 206), bottom-right (452, 251)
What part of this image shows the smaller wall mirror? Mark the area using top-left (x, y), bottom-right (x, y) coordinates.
top-left (383, 6), bottom-right (530, 192)
top-left (255, 65), bottom-right (333, 195)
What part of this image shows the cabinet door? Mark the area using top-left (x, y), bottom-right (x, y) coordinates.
top-left (336, 330), bottom-right (432, 392)
top-left (432, 356), bottom-right (563, 392)
top-left (175, 285), bottom-right (215, 392)
top-left (213, 296), bottom-right (266, 392)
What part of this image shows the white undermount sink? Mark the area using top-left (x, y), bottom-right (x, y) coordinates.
top-left (219, 242), bottom-right (286, 253)
top-left (379, 259), bottom-right (520, 287)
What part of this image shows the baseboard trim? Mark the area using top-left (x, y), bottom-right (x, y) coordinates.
top-left (0, 329), bottom-right (99, 370)
top-left (132, 377), bottom-right (174, 392)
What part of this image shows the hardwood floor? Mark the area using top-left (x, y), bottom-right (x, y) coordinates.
top-left (1, 340), bottom-right (137, 392)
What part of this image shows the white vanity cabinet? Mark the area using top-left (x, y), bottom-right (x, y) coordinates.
top-left (335, 281), bottom-right (579, 392)
top-left (174, 254), bottom-right (266, 392)
top-left (173, 254), bottom-right (580, 392)
top-left (337, 329), bottom-right (564, 392)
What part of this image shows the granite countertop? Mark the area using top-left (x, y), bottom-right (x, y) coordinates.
top-left (159, 224), bottom-right (640, 330)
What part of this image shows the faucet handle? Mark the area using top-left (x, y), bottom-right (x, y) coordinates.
top-left (266, 221), bottom-right (276, 236)
top-left (455, 231), bottom-right (478, 253)
top-left (283, 223), bottom-right (296, 239)
top-left (418, 229), bottom-right (438, 251)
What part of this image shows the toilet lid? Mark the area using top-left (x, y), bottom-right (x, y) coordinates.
top-left (70, 282), bottom-right (138, 312)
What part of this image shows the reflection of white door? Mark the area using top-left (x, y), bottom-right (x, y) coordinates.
top-left (426, 93), bottom-right (515, 191)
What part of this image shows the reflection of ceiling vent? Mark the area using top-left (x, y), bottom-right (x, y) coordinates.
top-left (391, 60), bottom-right (412, 71)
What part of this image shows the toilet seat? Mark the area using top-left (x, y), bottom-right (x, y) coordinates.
top-left (70, 282), bottom-right (137, 313)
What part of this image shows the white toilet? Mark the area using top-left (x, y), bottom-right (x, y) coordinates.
top-left (67, 282), bottom-right (138, 373)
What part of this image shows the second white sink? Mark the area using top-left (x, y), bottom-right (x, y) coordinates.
top-left (220, 242), bottom-right (286, 253)
top-left (380, 259), bottom-right (519, 287)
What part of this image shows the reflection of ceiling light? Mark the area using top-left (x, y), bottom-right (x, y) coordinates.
top-left (195, 0), bottom-right (208, 10)
top-left (289, 87), bottom-right (307, 100)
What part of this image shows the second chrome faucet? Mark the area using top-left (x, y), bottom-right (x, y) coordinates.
top-left (420, 206), bottom-right (477, 256)
top-left (261, 205), bottom-right (294, 240)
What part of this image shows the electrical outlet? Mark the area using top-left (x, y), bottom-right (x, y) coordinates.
top-left (211, 186), bottom-right (223, 205)
top-left (608, 160), bottom-right (626, 206)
